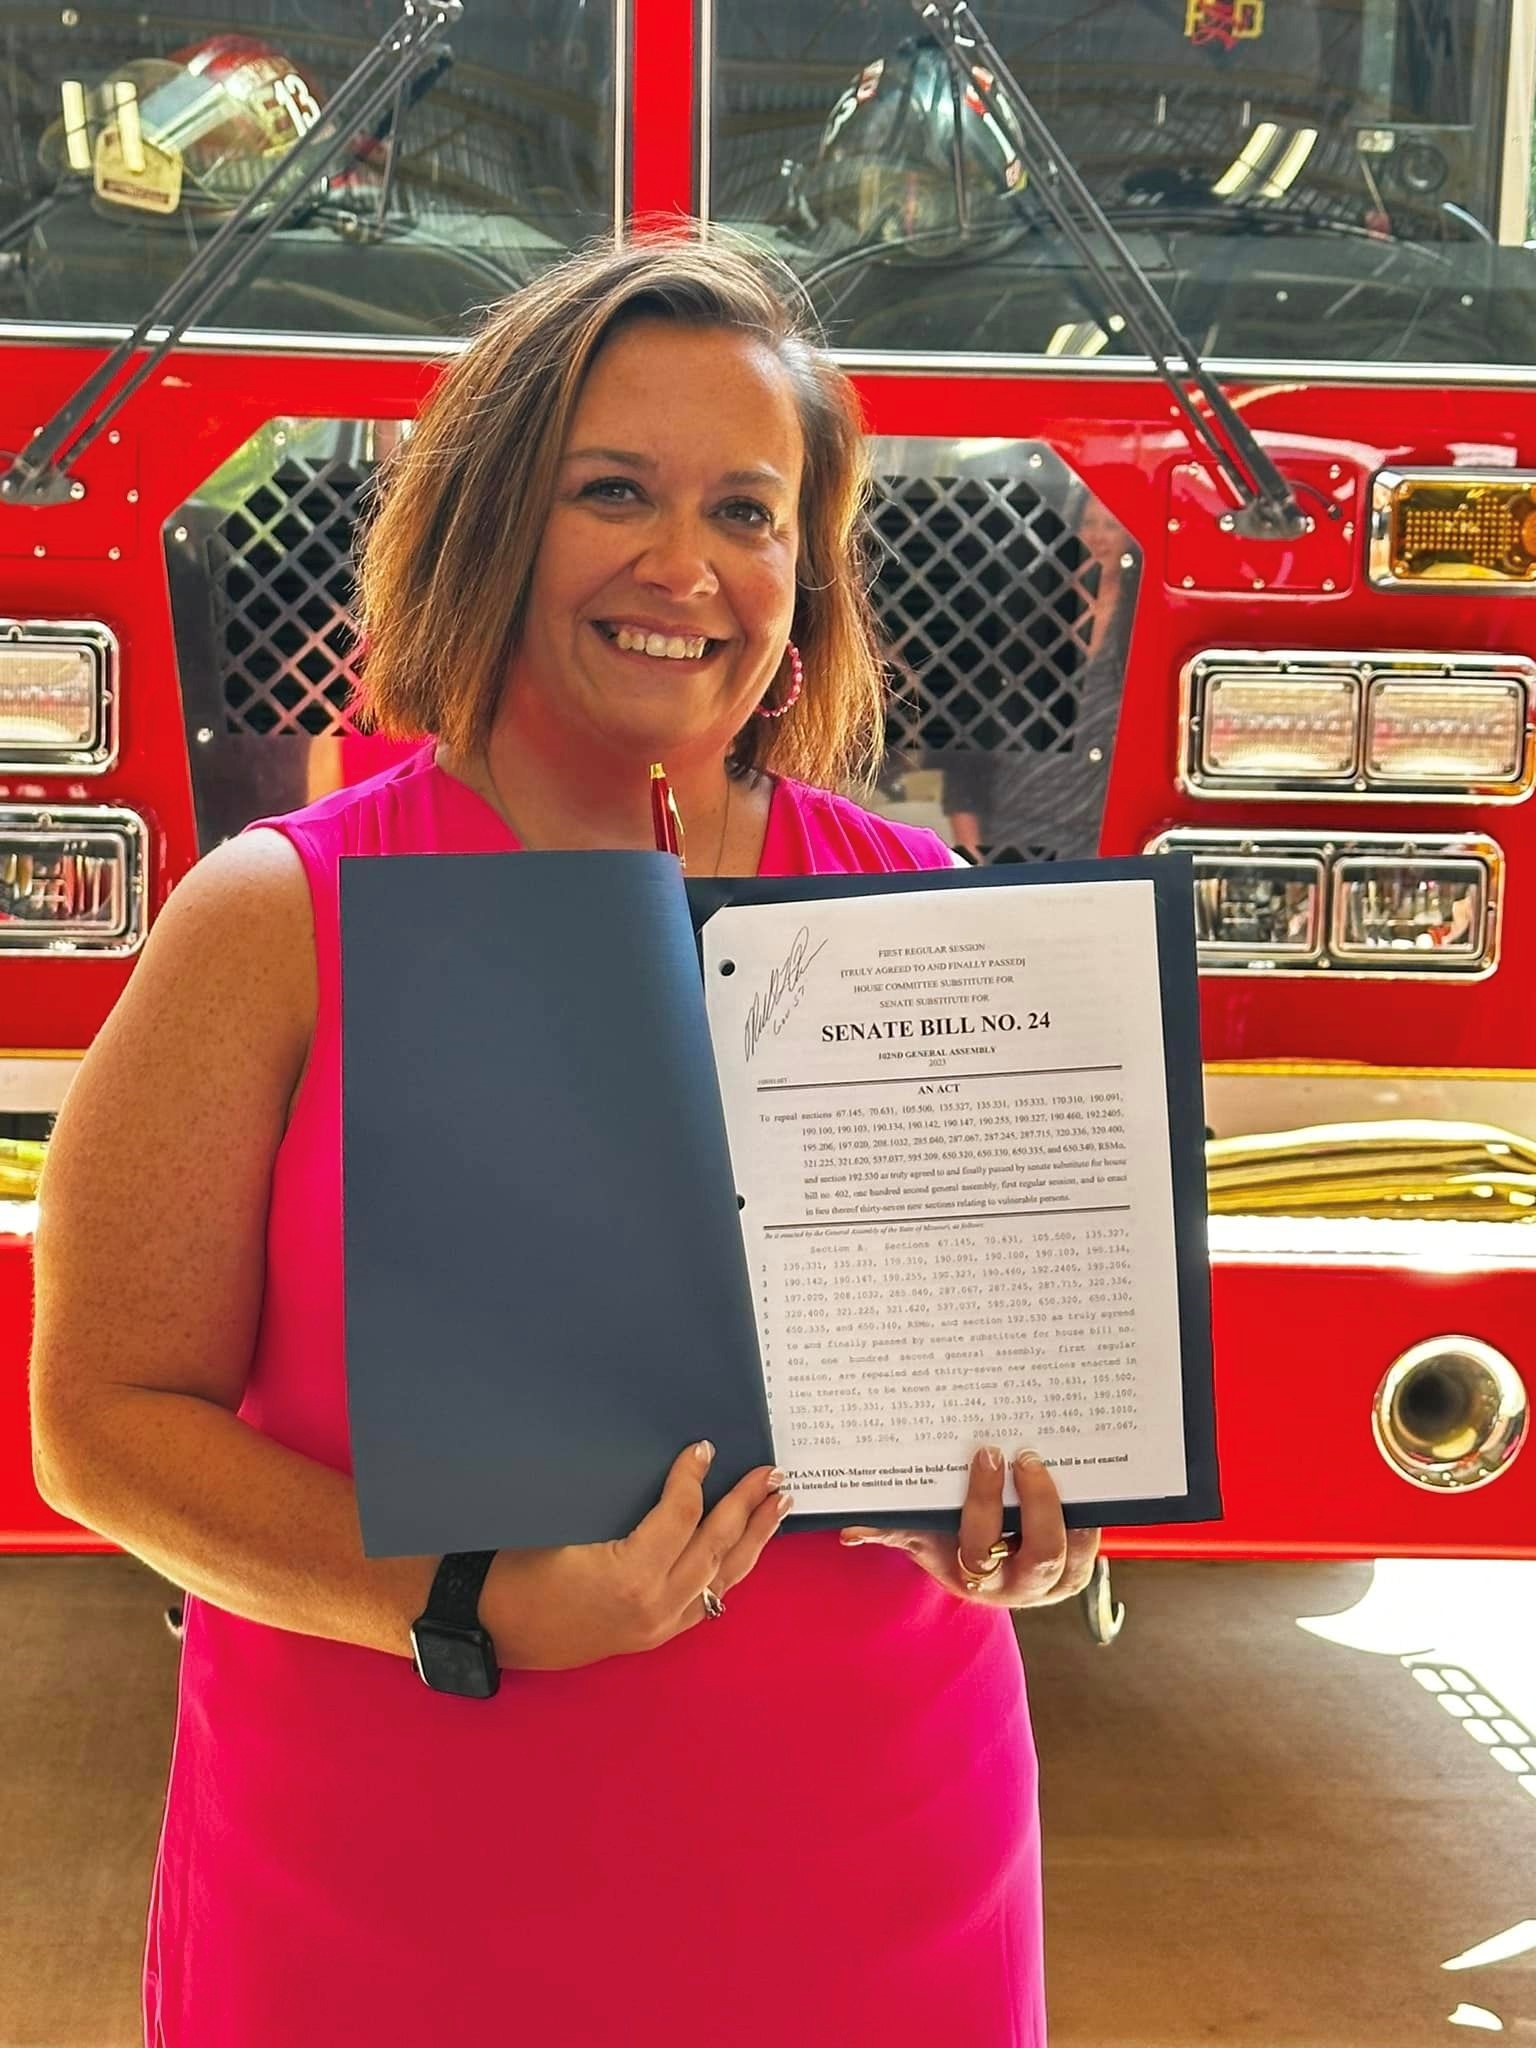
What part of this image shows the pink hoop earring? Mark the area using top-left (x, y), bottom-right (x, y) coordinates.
top-left (755, 642), bottom-right (804, 720)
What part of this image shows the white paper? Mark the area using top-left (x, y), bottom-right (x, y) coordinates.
top-left (701, 881), bottom-right (1191, 1515)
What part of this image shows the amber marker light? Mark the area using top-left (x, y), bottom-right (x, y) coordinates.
top-left (1370, 469), bottom-right (1536, 590)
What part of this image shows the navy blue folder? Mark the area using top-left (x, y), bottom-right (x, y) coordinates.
top-left (341, 851), bottom-right (1219, 1556)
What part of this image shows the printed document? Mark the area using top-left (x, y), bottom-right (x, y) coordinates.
top-left (702, 881), bottom-right (1191, 1516)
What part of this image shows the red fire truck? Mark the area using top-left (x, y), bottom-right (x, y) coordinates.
top-left (2, 0), bottom-right (1532, 1604)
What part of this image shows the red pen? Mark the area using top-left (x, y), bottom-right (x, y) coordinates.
top-left (648, 762), bottom-right (686, 868)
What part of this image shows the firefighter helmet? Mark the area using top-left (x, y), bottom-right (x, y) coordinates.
top-left (796, 35), bottom-right (1027, 254)
top-left (40, 34), bottom-right (326, 222)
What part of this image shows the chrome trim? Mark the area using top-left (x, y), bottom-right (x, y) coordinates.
top-left (1504, 0), bottom-right (1536, 246)
top-left (0, 321), bottom-right (468, 358)
top-left (0, 619), bottom-right (118, 774)
top-left (1372, 1336), bottom-right (1527, 1492)
top-left (1178, 648), bottom-right (1536, 803)
top-left (1145, 826), bottom-right (1504, 979)
top-left (614, 0), bottom-right (630, 237)
top-left (831, 356), bottom-right (1536, 387)
top-left (1369, 467), bottom-right (1536, 592)
top-left (865, 433), bottom-right (1141, 863)
top-left (697, 0), bottom-right (715, 226)
top-left (6, 322), bottom-right (1536, 388)
top-left (837, 355), bottom-right (1536, 387)
top-left (0, 804), bottom-right (148, 956)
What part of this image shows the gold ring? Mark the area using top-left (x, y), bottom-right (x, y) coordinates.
top-left (957, 1538), bottom-right (1012, 1592)
top-left (700, 1588), bottom-right (725, 1620)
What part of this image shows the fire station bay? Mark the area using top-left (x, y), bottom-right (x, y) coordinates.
top-left (1, 4), bottom-right (1534, 2045)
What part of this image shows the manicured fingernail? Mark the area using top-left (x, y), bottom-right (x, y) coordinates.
top-left (774, 1492), bottom-right (794, 1520)
top-left (695, 1440), bottom-right (715, 1465)
top-left (976, 1445), bottom-right (1003, 1471)
top-left (766, 1469), bottom-right (788, 1491)
top-left (1015, 1448), bottom-right (1042, 1467)
top-left (840, 1527), bottom-right (874, 1545)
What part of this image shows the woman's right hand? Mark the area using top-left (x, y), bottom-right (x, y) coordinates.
top-left (483, 1442), bottom-right (791, 1671)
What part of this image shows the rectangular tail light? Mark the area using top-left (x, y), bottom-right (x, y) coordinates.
top-left (1181, 649), bottom-right (1534, 800)
top-left (1199, 672), bottom-right (1359, 780)
top-left (1364, 678), bottom-right (1525, 786)
top-left (0, 807), bottom-right (147, 954)
top-left (1147, 829), bottom-right (1501, 976)
top-left (1193, 856), bottom-right (1325, 960)
top-left (0, 620), bottom-right (117, 771)
top-left (1332, 857), bottom-right (1490, 966)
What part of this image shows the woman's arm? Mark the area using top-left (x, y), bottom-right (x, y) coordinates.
top-left (29, 829), bottom-right (450, 1657)
top-left (30, 832), bottom-right (787, 1671)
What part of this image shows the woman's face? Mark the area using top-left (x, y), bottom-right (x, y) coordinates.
top-left (509, 318), bottom-right (805, 764)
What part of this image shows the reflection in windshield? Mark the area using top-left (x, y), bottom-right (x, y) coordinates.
top-left (0, 1), bottom-right (616, 337)
top-left (711, 0), bottom-right (1536, 364)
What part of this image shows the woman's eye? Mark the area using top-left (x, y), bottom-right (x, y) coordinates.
top-left (721, 498), bottom-right (772, 529)
top-left (580, 477), bottom-right (642, 504)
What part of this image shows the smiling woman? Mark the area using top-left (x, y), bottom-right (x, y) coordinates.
top-left (353, 232), bottom-right (892, 871)
top-left (28, 225), bottom-right (1091, 2048)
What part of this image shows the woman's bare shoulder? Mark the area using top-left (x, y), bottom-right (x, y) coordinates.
top-left (149, 827), bottom-right (315, 999)
top-left (73, 826), bottom-right (318, 1114)
top-left (162, 824), bottom-right (312, 923)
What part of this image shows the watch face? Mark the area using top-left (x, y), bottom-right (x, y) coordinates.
top-left (411, 1623), bottom-right (498, 1699)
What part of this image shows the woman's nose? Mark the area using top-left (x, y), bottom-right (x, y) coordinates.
top-left (633, 519), bottom-right (719, 599)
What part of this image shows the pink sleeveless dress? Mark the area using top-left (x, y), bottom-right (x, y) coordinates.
top-left (142, 744), bottom-right (1044, 2047)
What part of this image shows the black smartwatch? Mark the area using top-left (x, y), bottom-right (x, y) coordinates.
top-left (410, 1550), bottom-right (500, 1698)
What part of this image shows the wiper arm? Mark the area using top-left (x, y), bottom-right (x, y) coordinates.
top-left (915, 0), bottom-right (1309, 540)
top-left (1, 0), bottom-right (462, 509)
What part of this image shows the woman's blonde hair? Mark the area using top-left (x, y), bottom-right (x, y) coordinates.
top-left (353, 228), bottom-right (887, 790)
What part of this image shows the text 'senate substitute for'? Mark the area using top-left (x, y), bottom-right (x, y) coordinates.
top-left (702, 881), bottom-right (1188, 1516)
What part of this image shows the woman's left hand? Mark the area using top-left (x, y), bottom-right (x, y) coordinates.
top-left (839, 1447), bottom-right (1100, 1608)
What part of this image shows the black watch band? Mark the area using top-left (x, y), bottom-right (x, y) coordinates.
top-left (410, 1549), bottom-right (499, 1699)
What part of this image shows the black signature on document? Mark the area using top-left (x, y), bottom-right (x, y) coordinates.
top-left (743, 925), bottom-right (827, 1062)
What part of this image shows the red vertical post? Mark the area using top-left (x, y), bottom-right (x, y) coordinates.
top-left (627, 0), bottom-right (698, 223)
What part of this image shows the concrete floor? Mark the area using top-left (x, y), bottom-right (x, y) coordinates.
top-left (3, 1555), bottom-right (1534, 2047)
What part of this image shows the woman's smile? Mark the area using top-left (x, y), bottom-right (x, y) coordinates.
top-left (589, 618), bottom-right (724, 666)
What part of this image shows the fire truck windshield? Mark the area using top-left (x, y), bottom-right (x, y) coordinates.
top-left (0, 2), bottom-right (616, 339)
top-left (710, 0), bottom-right (1536, 368)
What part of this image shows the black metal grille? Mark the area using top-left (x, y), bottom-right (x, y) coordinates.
top-left (871, 471), bottom-right (1100, 756)
top-left (209, 457), bottom-right (1105, 757)
top-left (212, 457), bottom-right (370, 738)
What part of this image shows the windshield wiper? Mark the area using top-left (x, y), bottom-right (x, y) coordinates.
top-left (0, 0), bottom-right (461, 509)
top-left (915, 0), bottom-right (1309, 540)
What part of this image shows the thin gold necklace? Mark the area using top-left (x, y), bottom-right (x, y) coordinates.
top-left (480, 750), bottom-right (734, 876)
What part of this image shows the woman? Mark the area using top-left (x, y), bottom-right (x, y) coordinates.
top-left (31, 232), bottom-right (1099, 2047)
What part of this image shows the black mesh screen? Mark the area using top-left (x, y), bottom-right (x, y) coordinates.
top-left (210, 456), bottom-right (1109, 763)
top-left (213, 456), bottom-right (370, 737)
top-left (871, 470), bottom-right (1101, 756)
